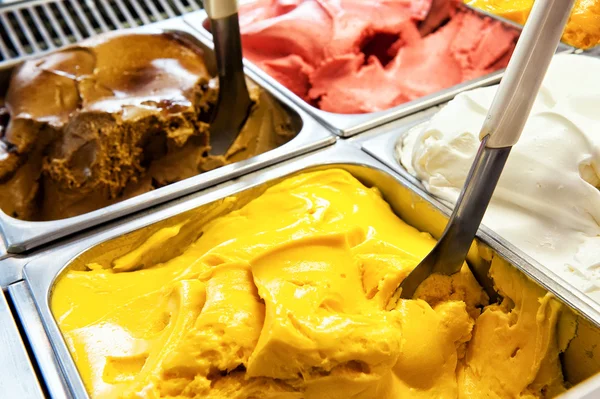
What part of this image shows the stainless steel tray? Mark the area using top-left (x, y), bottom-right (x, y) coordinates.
top-left (0, 17), bottom-right (335, 254)
top-left (183, 6), bottom-right (573, 137)
top-left (10, 141), bottom-right (600, 398)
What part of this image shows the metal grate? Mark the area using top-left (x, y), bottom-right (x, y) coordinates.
top-left (0, 0), bottom-right (203, 65)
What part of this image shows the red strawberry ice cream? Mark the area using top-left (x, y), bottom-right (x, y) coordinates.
top-left (238, 0), bottom-right (519, 114)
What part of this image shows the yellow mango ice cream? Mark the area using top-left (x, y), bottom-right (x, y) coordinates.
top-left (466, 0), bottom-right (600, 49)
top-left (52, 169), bottom-right (574, 398)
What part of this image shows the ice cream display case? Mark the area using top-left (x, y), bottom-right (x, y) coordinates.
top-left (183, 3), bottom-right (573, 137)
top-left (0, 17), bottom-right (335, 254)
top-left (7, 142), bottom-right (600, 399)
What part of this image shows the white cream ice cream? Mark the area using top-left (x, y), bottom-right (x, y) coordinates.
top-left (397, 53), bottom-right (600, 301)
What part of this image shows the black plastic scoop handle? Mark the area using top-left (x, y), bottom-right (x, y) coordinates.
top-left (204, 0), bottom-right (252, 155)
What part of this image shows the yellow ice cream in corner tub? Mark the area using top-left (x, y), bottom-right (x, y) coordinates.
top-left (466, 0), bottom-right (600, 49)
top-left (52, 169), bottom-right (576, 398)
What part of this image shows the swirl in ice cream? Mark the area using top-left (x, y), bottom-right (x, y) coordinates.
top-left (397, 53), bottom-right (600, 302)
top-left (52, 169), bottom-right (573, 398)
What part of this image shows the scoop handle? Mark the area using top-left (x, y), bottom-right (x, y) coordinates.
top-left (481, 0), bottom-right (575, 148)
top-left (204, 0), bottom-right (238, 19)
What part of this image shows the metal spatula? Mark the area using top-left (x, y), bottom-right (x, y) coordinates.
top-left (203, 0), bottom-right (252, 155)
top-left (389, 0), bottom-right (576, 305)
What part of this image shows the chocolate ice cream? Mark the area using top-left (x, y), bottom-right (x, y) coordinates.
top-left (0, 32), bottom-right (295, 221)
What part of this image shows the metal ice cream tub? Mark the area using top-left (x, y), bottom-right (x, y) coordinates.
top-left (8, 141), bottom-right (600, 398)
top-left (0, 17), bottom-right (335, 255)
top-left (183, 4), bottom-right (573, 138)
